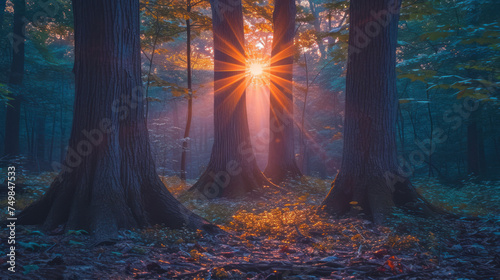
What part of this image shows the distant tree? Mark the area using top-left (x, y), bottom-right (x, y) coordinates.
top-left (0, 0), bottom-right (6, 31)
top-left (189, 0), bottom-right (275, 198)
top-left (181, 0), bottom-right (210, 180)
top-left (179, 0), bottom-right (194, 180)
top-left (463, 2), bottom-right (494, 176)
top-left (18, 0), bottom-right (214, 239)
top-left (307, 0), bottom-right (327, 59)
top-left (3, 0), bottom-right (25, 159)
top-left (395, 0), bottom-right (500, 177)
top-left (140, 0), bottom-right (211, 180)
top-left (264, 0), bottom-right (302, 184)
top-left (321, 0), bottom-right (437, 223)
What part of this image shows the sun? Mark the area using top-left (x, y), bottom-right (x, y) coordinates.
top-left (246, 60), bottom-right (269, 86)
top-left (249, 63), bottom-right (264, 77)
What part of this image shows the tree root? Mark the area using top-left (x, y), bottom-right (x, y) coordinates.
top-left (320, 172), bottom-right (453, 224)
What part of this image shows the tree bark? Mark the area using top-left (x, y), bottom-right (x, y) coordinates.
top-left (467, 110), bottom-right (485, 175)
top-left (180, 0), bottom-right (193, 181)
top-left (17, 0), bottom-right (214, 239)
top-left (264, 0), bottom-right (302, 184)
top-left (36, 115), bottom-right (46, 165)
top-left (3, 0), bottom-right (25, 159)
top-left (189, 0), bottom-right (275, 198)
top-left (0, 0), bottom-right (7, 32)
top-left (426, 87), bottom-right (434, 177)
top-left (299, 54), bottom-right (309, 174)
top-left (49, 114), bottom-right (56, 163)
top-left (59, 79), bottom-right (66, 163)
top-left (172, 99), bottom-right (181, 173)
top-left (320, 0), bottom-right (435, 224)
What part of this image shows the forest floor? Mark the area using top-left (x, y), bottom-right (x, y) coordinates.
top-left (0, 173), bottom-right (499, 279)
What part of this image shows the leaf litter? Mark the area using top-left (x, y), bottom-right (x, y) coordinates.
top-left (0, 174), bottom-right (499, 279)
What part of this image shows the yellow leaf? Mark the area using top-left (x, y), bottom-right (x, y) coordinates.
top-left (331, 132), bottom-right (342, 141)
top-left (470, 93), bottom-right (490, 100)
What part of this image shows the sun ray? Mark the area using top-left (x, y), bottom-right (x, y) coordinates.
top-left (210, 23), bottom-right (322, 154)
top-left (270, 44), bottom-right (296, 65)
top-left (213, 32), bottom-right (247, 66)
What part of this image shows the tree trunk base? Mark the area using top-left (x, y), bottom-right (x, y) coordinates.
top-left (264, 163), bottom-right (302, 185)
top-left (17, 169), bottom-right (217, 240)
top-left (189, 166), bottom-right (283, 199)
top-left (320, 171), bottom-right (441, 224)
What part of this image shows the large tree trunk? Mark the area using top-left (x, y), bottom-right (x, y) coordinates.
top-left (189, 0), bottom-right (274, 198)
top-left (3, 0), bottom-right (25, 159)
top-left (264, 0), bottom-right (302, 184)
top-left (320, 0), bottom-right (435, 224)
top-left (17, 0), bottom-right (213, 240)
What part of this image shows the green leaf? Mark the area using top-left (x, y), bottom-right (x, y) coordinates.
top-left (399, 98), bottom-right (414, 104)
top-left (147, 74), bottom-right (190, 97)
top-left (146, 97), bottom-right (162, 102)
top-left (18, 242), bottom-right (50, 251)
top-left (420, 31), bottom-right (452, 41)
top-left (23, 265), bottom-right (40, 275)
top-left (427, 83), bottom-right (450, 90)
top-left (398, 70), bottom-right (436, 83)
top-left (67, 229), bottom-right (89, 236)
top-left (68, 240), bottom-right (84, 246)
top-left (18, 241), bottom-right (37, 250)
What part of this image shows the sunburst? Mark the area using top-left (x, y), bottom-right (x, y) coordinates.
top-left (246, 58), bottom-right (269, 86)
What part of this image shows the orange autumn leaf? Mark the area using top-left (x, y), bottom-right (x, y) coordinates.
top-left (387, 256), bottom-right (398, 272)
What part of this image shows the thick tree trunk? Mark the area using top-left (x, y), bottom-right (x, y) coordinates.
top-left (3, 0), bottom-right (25, 159)
top-left (264, 0), bottom-right (302, 184)
top-left (17, 0), bottom-right (213, 239)
top-left (189, 0), bottom-right (275, 198)
top-left (320, 0), bottom-right (435, 224)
